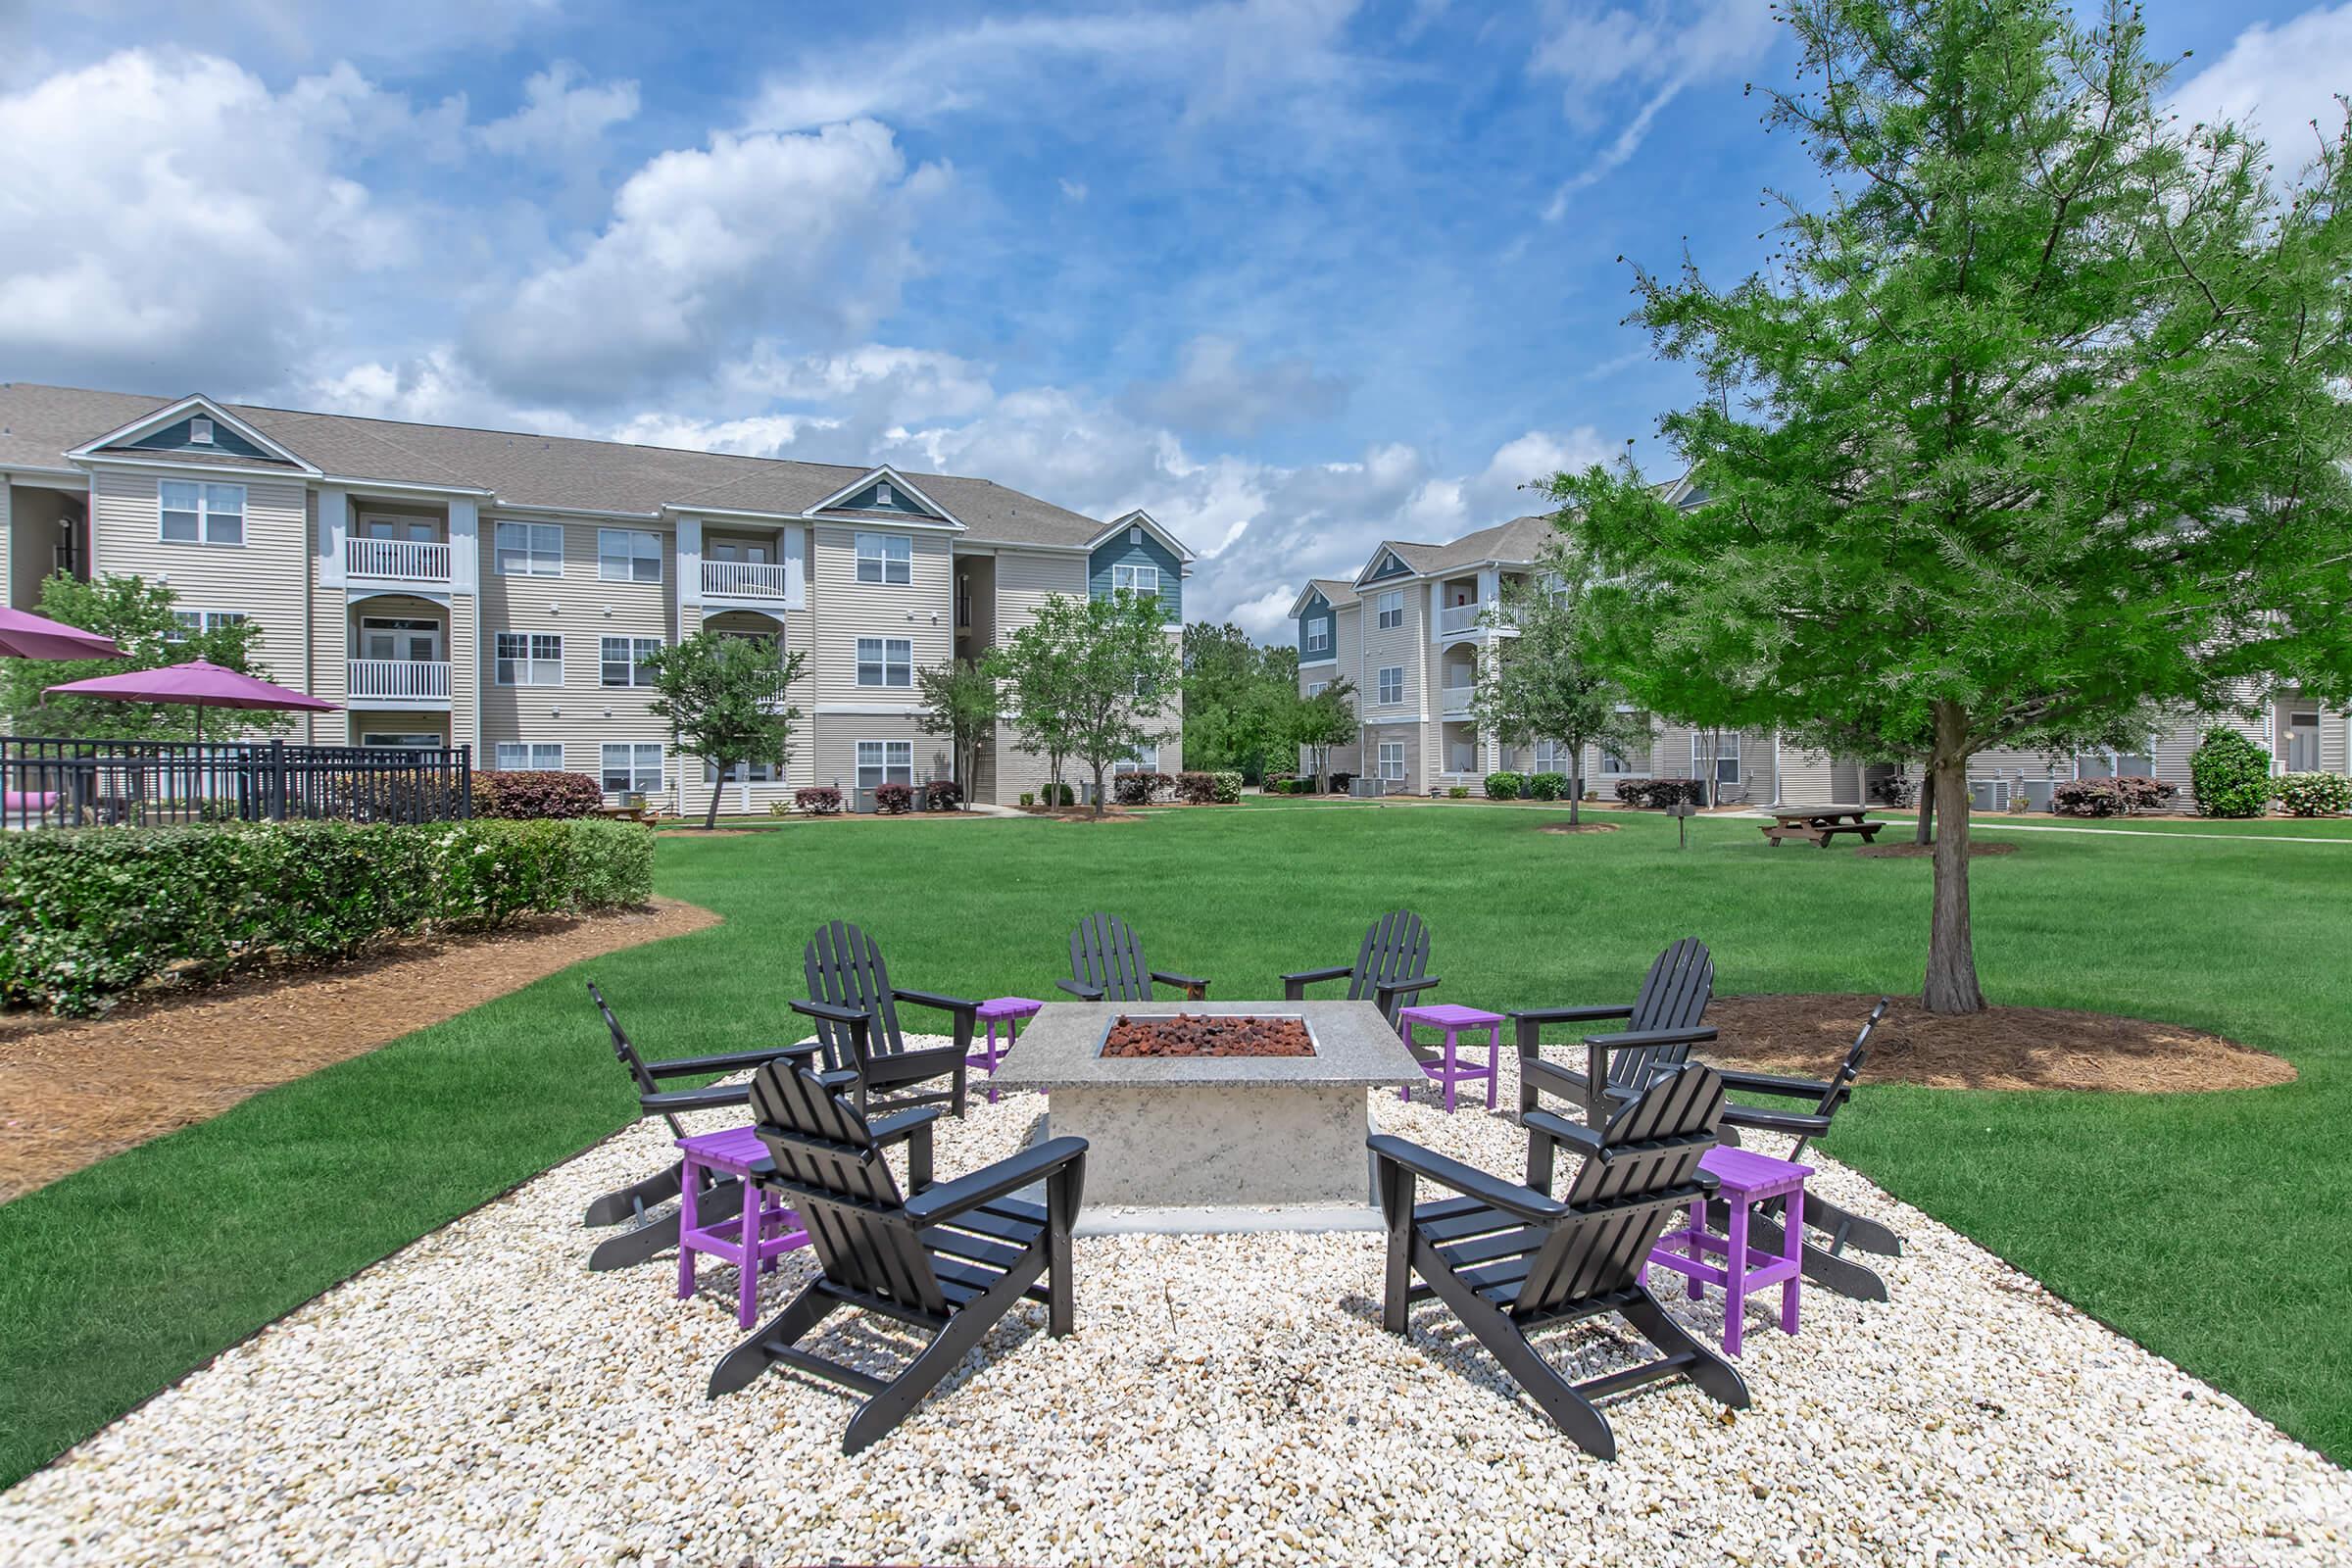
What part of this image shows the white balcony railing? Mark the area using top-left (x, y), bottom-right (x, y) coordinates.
top-left (1441, 683), bottom-right (1476, 716)
top-left (702, 561), bottom-right (790, 599)
top-left (346, 538), bottom-right (452, 581)
top-left (347, 660), bottom-right (451, 702)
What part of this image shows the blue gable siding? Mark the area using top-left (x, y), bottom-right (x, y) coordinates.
top-left (1089, 530), bottom-right (1182, 621)
top-left (124, 414), bottom-right (273, 461)
top-left (1362, 550), bottom-right (1412, 582)
top-left (1298, 591), bottom-right (1334, 662)
top-left (837, 478), bottom-right (938, 516)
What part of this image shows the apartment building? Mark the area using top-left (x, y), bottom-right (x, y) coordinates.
top-left (1293, 503), bottom-right (2346, 807)
top-left (0, 382), bottom-right (1193, 811)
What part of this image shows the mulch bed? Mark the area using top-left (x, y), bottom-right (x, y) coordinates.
top-left (1540, 822), bottom-right (1623, 835)
top-left (1706, 992), bottom-right (2294, 1094)
top-left (0, 899), bottom-right (719, 1202)
top-left (1017, 807), bottom-right (1146, 824)
top-left (1102, 1013), bottom-right (1315, 1058)
top-left (1855, 841), bottom-right (2019, 858)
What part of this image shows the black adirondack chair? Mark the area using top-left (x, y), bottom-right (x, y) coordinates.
top-left (1055, 911), bottom-right (1210, 1002)
top-left (1714, 997), bottom-right (1903, 1301)
top-left (581, 980), bottom-right (815, 1272)
top-left (1512, 937), bottom-right (1716, 1192)
top-left (1281, 908), bottom-right (1438, 1025)
top-left (1368, 1063), bottom-right (1745, 1459)
top-left (708, 1056), bottom-right (1088, 1453)
top-left (794, 921), bottom-right (977, 1117)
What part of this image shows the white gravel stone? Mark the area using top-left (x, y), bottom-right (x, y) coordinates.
top-left (1, 1039), bottom-right (2345, 1567)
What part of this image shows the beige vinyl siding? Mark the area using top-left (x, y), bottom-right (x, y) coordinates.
top-left (91, 466), bottom-right (313, 737)
top-left (477, 515), bottom-right (678, 794)
top-left (989, 549), bottom-right (1089, 804)
top-left (1357, 587), bottom-right (1422, 728)
top-left (813, 715), bottom-right (952, 797)
top-left (1772, 745), bottom-right (1857, 805)
top-left (1365, 722), bottom-right (1422, 794)
top-left (809, 524), bottom-right (953, 706)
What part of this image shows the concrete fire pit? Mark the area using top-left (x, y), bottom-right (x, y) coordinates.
top-left (991, 999), bottom-right (1423, 1235)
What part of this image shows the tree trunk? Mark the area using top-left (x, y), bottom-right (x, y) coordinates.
top-left (1092, 762), bottom-right (1107, 819)
top-left (1569, 764), bottom-right (1583, 825)
top-left (705, 760), bottom-right (730, 831)
top-left (1923, 705), bottom-right (1984, 1015)
top-left (1914, 771), bottom-right (1935, 845)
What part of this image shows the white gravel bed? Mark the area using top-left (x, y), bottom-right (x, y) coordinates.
top-left (3, 1041), bottom-right (2346, 1567)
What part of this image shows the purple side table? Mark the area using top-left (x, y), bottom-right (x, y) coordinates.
top-left (971, 996), bottom-right (1045, 1102)
top-left (1396, 1003), bottom-right (1504, 1113)
top-left (1643, 1145), bottom-right (1811, 1356)
top-left (677, 1125), bottom-right (809, 1328)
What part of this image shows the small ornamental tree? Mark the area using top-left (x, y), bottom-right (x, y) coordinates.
top-left (2188, 726), bottom-right (2274, 818)
top-left (1005, 589), bottom-right (1181, 819)
top-left (643, 632), bottom-right (807, 830)
top-left (987, 613), bottom-right (1081, 806)
top-left (914, 658), bottom-right (1000, 808)
top-left (3, 572), bottom-right (292, 741)
top-left (1287, 677), bottom-right (1359, 792)
top-left (1470, 544), bottom-right (1645, 826)
top-left (1554, 0), bottom-right (2352, 1013)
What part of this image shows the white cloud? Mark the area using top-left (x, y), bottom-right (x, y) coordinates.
top-left (1531, 0), bottom-right (1778, 216)
top-left (0, 49), bottom-right (417, 390)
top-left (476, 61), bottom-right (639, 162)
top-left (1119, 335), bottom-right (1350, 439)
top-left (1058, 177), bottom-right (1090, 203)
top-left (2171, 3), bottom-right (2352, 163)
top-left (460, 120), bottom-right (950, 402)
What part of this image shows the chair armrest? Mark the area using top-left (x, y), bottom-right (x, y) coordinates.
top-left (1374, 974), bottom-right (1439, 1004)
top-left (1720, 1103), bottom-right (1834, 1139)
top-left (1521, 1056), bottom-right (1594, 1096)
top-left (1056, 977), bottom-right (1105, 1001)
top-left (1522, 1108), bottom-right (1604, 1164)
top-left (1716, 1068), bottom-right (1835, 1099)
top-left (1280, 964), bottom-right (1353, 988)
top-left (1579, 1025), bottom-right (1719, 1051)
top-left (1366, 1134), bottom-right (1566, 1222)
top-left (642, 1042), bottom-right (817, 1079)
top-left (904, 1136), bottom-right (1089, 1224)
top-left (789, 997), bottom-right (869, 1027)
top-left (868, 1105), bottom-right (942, 1193)
top-left (893, 987), bottom-right (980, 1018)
top-left (814, 1066), bottom-right (861, 1095)
top-left (1152, 969), bottom-right (1209, 996)
top-left (640, 1084), bottom-right (752, 1114)
top-left (1510, 1004), bottom-right (1636, 1027)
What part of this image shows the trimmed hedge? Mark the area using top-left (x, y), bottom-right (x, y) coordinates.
top-left (1174, 771), bottom-right (1217, 805)
top-left (1615, 777), bottom-right (1707, 808)
top-left (1112, 770), bottom-right (1172, 807)
top-left (2191, 727), bottom-right (2273, 818)
top-left (924, 780), bottom-right (964, 810)
top-left (0, 818), bottom-right (654, 1015)
top-left (2053, 775), bottom-right (2177, 817)
top-left (874, 783), bottom-right (913, 814)
top-left (2276, 771), bottom-right (2352, 816)
top-left (791, 787), bottom-right (844, 815)
top-left (1484, 771), bottom-right (1524, 800)
top-left (1528, 771), bottom-right (1568, 801)
top-left (472, 769), bottom-right (605, 820)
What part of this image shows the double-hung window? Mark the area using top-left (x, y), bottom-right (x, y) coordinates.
top-left (1112, 563), bottom-right (1158, 596)
top-left (855, 532), bottom-right (911, 584)
top-left (856, 740), bottom-right (912, 791)
top-left (168, 610), bottom-right (247, 644)
top-left (1692, 732), bottom-right (1741, 784)
top-left (494, 632), bottom-right (563, 686)
top-left (1304, 618), bottom-right (1330, 655)
top-left (495, 742), bottom-right (564, 771)
top-left (1376, 665), bottom-right (1404, 705)
top-left (600, 636), bottom-right (662, 687)
top-left (495, 521), bottom-right (563, 576)
top-left (598, 528), bottom-right (662, 583)
top-left (1114, 745), bottom-right (1159, 776)
top-left (1378, 742), bottom-right (1405, 781)
top-left (601, 743), bottom-right (663, 794)
top-left (856, 636), bottom-right (912, 688)
top-left (1375, 590), bottom-right (1404, 629)
top-left (159, 481), bottom-right (244, 545)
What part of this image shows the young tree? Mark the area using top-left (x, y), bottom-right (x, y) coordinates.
top-left (1013, 589), bottom-right (1182, 818)
top-left (1470, 546), bottom-right (1647, 825)
top-left (1286, 677), bottom-right (1359, 793)
top-left (2, 572), bottom-right (291, 741)
top-left (643, 632), bottom-right (807, 830)
top-left (914, 658), bottom-right (1000, 807)
top-left (988, 614), bottom-right (1080, 806)
top-left (1557, 0), bottom-right (2352, 1012)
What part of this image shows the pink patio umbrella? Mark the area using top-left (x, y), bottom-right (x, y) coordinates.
top-left (43, 658), bottom-right (337, 744)
top-left (0, 606), bottom-right (123, 661)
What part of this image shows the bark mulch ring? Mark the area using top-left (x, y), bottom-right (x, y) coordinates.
top-left (1540, 822), bottom-right (1623, 835)
top-left (0, 898), bottom-right (718, 1202)
top-left (1705, 992), bottom-right (2294, 1094)
top-left (1016, 807), bottom-right (1146, 824)
top-left (1854, 841), bottom-right (2019, 858)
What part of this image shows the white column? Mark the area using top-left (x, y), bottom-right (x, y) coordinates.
top-left (675, 515), bottom-right (704, 617)
top-left (316, 486), bottom-right (348, 587)
top-left (0, 475), bottom-right (13, 610)
top-left (446, 498), bottom-right (479, 591)
top-left (1426, 579), bottom-right (1442, 642)
top-left (1475, 565), bottom-right (1499, 610)
top-left (786, 524), bottom-right (808, 610)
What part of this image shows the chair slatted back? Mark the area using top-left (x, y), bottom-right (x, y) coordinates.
top-left (804, 920), bottom-right (906, 1072)
top-left (1513, 1064), bottom-right (1725, 1319)
top-left (748, 1058), bottom-right (948, 1318)
top-left (1348, 909), bottom-right (1432, 1020)
top-left (1609, 938), bottom-right (1714, 1092)
top-left (1070, 912), bottom-right (1154, 1002)
top-left (587, 980), bottom-right (685, 1139)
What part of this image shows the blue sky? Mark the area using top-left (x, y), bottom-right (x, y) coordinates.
top-left (3, 0), bottom-right (2345, 634)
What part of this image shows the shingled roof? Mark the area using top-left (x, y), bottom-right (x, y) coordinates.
top-left (0, 381), bottom-right (1114, 550)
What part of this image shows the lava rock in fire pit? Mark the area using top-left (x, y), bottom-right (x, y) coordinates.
top-left (1102, 1013), bottom-right (1316, 1058)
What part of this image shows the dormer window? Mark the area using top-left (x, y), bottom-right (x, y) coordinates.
top-left (190, 417), bottom-right (215, 446)
top-left (875, 483), bottom-right (894, 508)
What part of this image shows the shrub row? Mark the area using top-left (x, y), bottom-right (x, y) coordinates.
top-left (874, 782), bottom-right (913, 814)
top-left (1111, 770), bottom-right (1173, 806)
top-left (472, 769), bottom-right (606, 820)
top-left (792, 787), bottom-right (844, 815)
top-left (925, 780), bottom-right (963, 810)
top-left (1615, 777), bottom-right (1707, 808)
top-left (2049, 775), bottom-right (2177, 817)
top-left (1483, 771), bottom-right (1523, 800)
top-left (2276, 771), bottom-right (2352, 816)
top-left (0, 817), bottom-right (654, 1015)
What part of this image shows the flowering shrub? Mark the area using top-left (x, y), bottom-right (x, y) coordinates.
top-left (792, 787), bottom-right (844, 815)
top-left (1528, 772), bottom-right (1568, 801)
top-left (874, 783), bottom-right (914, 814)
top-left (1112, 770), bottom-right (1172, 806)
top-left (1615, 777), bottom-right (1707, 808)
top-left (1869, 774), bottom-right (1918, 808)
top-left (1327, 771), bottom-right (1353, 794)
top-left (2190, 727), bottom-right (2273, 817)
top-left (472, 769), bottom-right (605, 820)
top-left (2275, 771), bottom-right (2352, 816)
top-left (924, 779), bottom-right (964, 810)
top-left (1210, 771), bottom-right (1243, 804)
top-left (1173, 771), bottom-right (1216, 805)
top-left (1484, 772), bottom-right (1524, 800)
top-left (0, 818), bottom-right (652, 1015)
top-left (2051, 775), bottom-right (2178, 817)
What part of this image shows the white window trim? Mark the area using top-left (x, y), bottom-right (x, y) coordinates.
top-left (1376, 665), bottom-right (1404, 706)
top-left (494, 742), bottom-right (565, 771)
top-left (1112, 563), bottom-right (1160, 595)
top-left (597, 528), bottom-right (663, 585)
top-left (158, 480), bottom-right (246, 546)
top-left (600, 742), bottom-right (664, 795)
top-left (854, 635), bottom-right (913, 689)
top-left (600, 635), bottom-right (663, 688)
top-left (1375, 590), bottom-right (1404, 630)
top-left (1692, 732), bottom-right (1742, 784)
top-left (1378, 742), bottom-right (1406, 782)
top-left (1304, 619), bottom-right (1331, 654)
top-left (855, 738), bottom-right (914, 791)
top-left (494, 520), bottom-right (564, 577)
top-left (494, 631), bottom-right (564, 687)
top-left (854, 531), bottom-right (913, 585)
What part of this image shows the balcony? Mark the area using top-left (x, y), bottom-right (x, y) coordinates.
top-left (1440, 683), bottom-right (1476, 717)
top-left (703, 560), bottom-right (790, 601)
top-left (347, 659), bottom-right (451, 705)
top-left (1437, 601), bottom-right (1518, 638)
top-left (346, 538), bottom-right (452, 582)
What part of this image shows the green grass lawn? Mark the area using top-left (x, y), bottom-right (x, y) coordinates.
top-left (4, 805), bottom-right (2348, 1488)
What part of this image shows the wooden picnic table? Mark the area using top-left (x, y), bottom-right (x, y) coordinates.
top-left (1760, 804), bottom-right (1884, 849)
